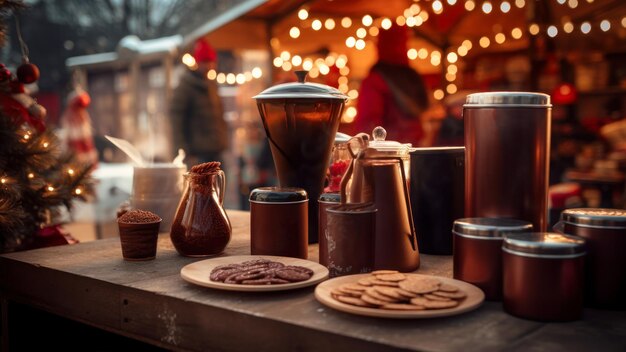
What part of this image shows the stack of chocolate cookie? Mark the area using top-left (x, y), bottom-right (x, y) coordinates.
top-left (330, 271), bottom-right (467, 310)
top-left (210, 259), bottom-right (314, 285)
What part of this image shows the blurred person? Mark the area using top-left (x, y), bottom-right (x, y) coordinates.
top-left (434, 92), bottom-right (470, 147)
top-left (353, 24), bottom-right (430, 146)
top-left (170, 38), bottom-right (228, 165)
top-left (60, 86), bottom-right (98, 167)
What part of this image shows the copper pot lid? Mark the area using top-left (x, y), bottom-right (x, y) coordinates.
top-left (560, 208), bottom-right (626, 229)
top-left (503, 232), bottom-right (586, 258)
top-left (453, 218), bottom-right (533, 240)
top-left (253, 71), bottom-right (348, 101)
top-left (464, 92), bottom-right (551, 107)
top-left (249, 187), bottom-right (308, 203)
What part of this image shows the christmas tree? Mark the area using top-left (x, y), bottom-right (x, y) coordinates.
top-left (0, 0), bottom-right (94, 252)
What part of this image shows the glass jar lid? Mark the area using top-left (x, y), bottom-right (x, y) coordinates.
top-left (365, 126), bottom-right (411, 155)
top-left (249, 187), bottom-right (308, 203)
top-left (464, 92), bottom-right (551, 107)
top-left (453, 218), bottom-right (533, 239)
top-left (560, 208), bottom-right (626, 229)
top-left (253, 71), bottom-right (348, 101)
top-left (503, 232), bottom-right (586, 258)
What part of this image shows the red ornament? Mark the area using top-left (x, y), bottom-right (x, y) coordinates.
top-left (17, 62), bottom-right (40, 84)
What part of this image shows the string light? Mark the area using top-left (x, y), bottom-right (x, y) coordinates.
top-left (622, 17), bottom-right (626, 28)
top-left (341, 17), bottom-right (352, 28)
top-left (495, 33), bottom-right (506, 44)
top-left (292, 55), bottom-right (302, 66)
top-left (339, 66), bottom-right (350, 76)
top-left (547, 25), bottom-right (558, 37)
top-left (302, 59), bottom-right (313, 71)
top-left (280, 51), bottom-right (290, 61)
top-left (216, 73), bottom-right (226, 84)
top-left (396, 16), bottom-right (406, 26)
top-left (563, 22), bottom-right (574, 33)
top-left (418, 48), bottom-right (429, 59)
top-left (410, 4), bottom-right (421, 15)
top-left (447, 64), bottom-right (458, 74)
top-left (515, 0), bottom-right (525, 8)
top-left (28, 173), bottom-right (34, 179)
top-left (362, 15), bottom-right (373, 27)
top-left (462, 39), bottom-right (473, 49)
top-left (325, 19), bottom-right (336, 30)
top-left (479, 36), bottom-right (491, 48)
top-left (273, 57), bottom-right (283, 67)
top-left (355, 39), bottom-right (366, 50)
top-left (298, 9), bottom-right (309, 20)
top-left (568, 0), bottom-right (578, 9)
top-left (325, 55), bottom-right (336, 66)
top-left (75, 188), bottom-right (82, 195)
top-left (281, 61), bottom-right (292, 72)
top-left (1, 178), bottom-right (6, 184)
top-left (345, 36), bottom-right (356, 48)
top-left (529, 23), bottom-right (540, 35)
top-left (446, 73), bottom-right (456, 81)
top-left (236, 74), bottom-right (246, 85)
top-left (600, 20), bottom-right (610, 32)
top-left (447, 52), bottom-right (458, 63)
top-left (356, 28), bottom-right (367, 38)
top-left (458, 46), bottom-right (469, 56)
top-left (348, 90), bottom-right (359, 99)
top-left (407, 49), bottom-right (418, 60)
top-left (434, 89), bottom-right (445, 100)
top-left (482, 1), bottom-right (493, 14)
top-left (381, 18), bottom-right (392, 30)
top-left (501, 1), bottom-right (511, 13)
top-left (312, 19), bottom-right (322, 31)
top-left (432, 1), bottom-right (443, 14)
top-left (581, 21), bottom-right (591, 34)
top-left (67, 168), bottom-right (75, 175)
top-left (23, 134), bottom-right (30, 140)
top-left (447, 83), bottom-right (458, 94)
top-left (47, 185), bottom-right (54, 192)
top-left (406, 16), bottom-right (417, 27)
top-left (447, 0), bottom-right (457, 5)
top-left (309, 67), bottom-right (319, 78)
top-left (289, 27), bottom-right (300, 38)
top-left (335, 55), bottom-right (348, 68)
top-left (181, 53), bottom-right (196, 67)
top-left (465, 1), bottom-right (476, 11)
top-left (344, 107), bottom-right (357, 123)
top-left (511, 27), bottom-right (523, 39)
top-left (226, 73), bottom-right (236, 84)
top-left (338, 76), bottom-right (349, 85)
top-left (369, 26), bottom-right (379, 36)
top-left (207, 69), bottom-right (217, 80)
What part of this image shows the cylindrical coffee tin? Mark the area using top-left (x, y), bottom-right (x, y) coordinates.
top-left (503, 232), bottom-right (586, 321)
top-left (250, 187), bottom-right (308, 259)
top-left (318, 192), bottom-right (340, 266)
top-left (559, 208), bottom-right (626, 310)
top-left (410, 147), bottom-right (465, 255)
top-left (453, 218), bottom-right (532, 300)
top-left (464, 92), bottom-right (551, 231)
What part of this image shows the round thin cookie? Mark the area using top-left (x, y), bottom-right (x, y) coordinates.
top-left (373, 286), bottom-right (407, 300)
top-left (335, 295), bottom-right (375, 307)
top-left (371, 270), bottom-right (399, 275)
top-left (421, 299), bottom-right (459, 310)
top-left (365, 287), bottom-right (400, 303)
top-left (361, 294), bottom-right (389, 306)
top-left (423, 294), bottom-right (451, 302)
top-left (357, 277), bottom-right (374, 286)
top-left (399, 279), bottom-right (439, 294)
top-left (369, 279), bottom-right (400, 287)
top-left (438, 283), bottom-right (460, 292)
top-left (432, 290), bottom-right (467, 299)
top-left (375, 273), bottom-right (406, 282)
top-left (341, 283), bottom-right (367, 292)
top-left (381, 303), bottom-right (426, 311)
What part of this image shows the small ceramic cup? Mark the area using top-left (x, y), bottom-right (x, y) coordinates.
top-left (118, 211), bottom-right (162, 261)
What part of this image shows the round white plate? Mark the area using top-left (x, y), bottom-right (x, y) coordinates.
top-left (315, 273), bottom-right (485, 319)
top-left (181, 255), bottom-right (329, 292)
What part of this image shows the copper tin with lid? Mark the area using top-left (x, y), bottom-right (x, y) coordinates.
top-left (249, 187), bottom-right (308, 259)
top-left (318, 192), bottom-right (340, 266)
top-left (503, 233), bottom-right (586, 321)
top-left (453, 218), bottom-right (532, 300)
top-left (559, 208), bottom-right (626, 309)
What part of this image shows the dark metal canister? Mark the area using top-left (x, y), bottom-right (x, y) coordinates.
top-left (453, 218), bottom-right (532, 300)
top-left (318, 192), bottom-right (340, 266)
top-left (410, 147), bottom-right (465, 255)
top-left (503, 233), bottom-right (586, 322)
top-left (249, 187), bottom-right (308, 259)
top-left (464, 92), bottom-right (551, 231)
top-left (559, 208), bottom-right (626, 310)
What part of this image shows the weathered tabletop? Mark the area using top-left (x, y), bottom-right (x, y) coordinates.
top-left (1, 210), bottom-right (625, 351)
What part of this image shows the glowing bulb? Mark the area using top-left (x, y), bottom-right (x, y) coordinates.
top-left (563, 22), bottom-right (574, 33)
top-left (465, 1), bottom-right (476, 11)
top-left (273, 57), bottom-right (283, 67)
top-left (495, 33), bottom-right (506, 44)
top-left (23, 134), bottom-right (30, 140)
top-left (236, 74), bottom-right (246, 85)
top-left (348, 90), bottom-right (359, 99)
top-left (298, 9), bottom-right (309, 20)
top-left (446, 73), bottom-right (456, 82)
top-left (407, 49), bottom-right (418, 60)
top-left (482, 1), bottom-right (493, 14)
top-left (515, 0), bottom-right (525, 8)
top-left (355, 39), bottom-right (366, 50)
top-left (410, 4), bottom-right (421, 14)
top-left (338, 84), bottom-right (349, 93)
top-left (622, 17), bottom-right (626, 28)
top-left (600, 20), bottom-right (611, 32)
top-left (289, 27), bottom-right (300, 38)
top-left (216, 73), bottom-right (226, 84)
top-left (303, 59), bottom-right (313, 71)
top-left (325, 18), bottom-right (336, 30)
top-left (42, 142), bottom-right (49, 148)
top-left (251, 67), bottom-right (262, 79)
top-left (319, 64), bottom-right (330, 75)
top-left (47, 186), bottom-right (54, 192)
top-left (207, 69), bottom-right (217, 80)
top-left (226, 73), bottom-right (236, 84)
top-left (1, 178), bottom-right (6, 184)
top-left (418, 48), bottom-right (429, 59)
top-left (338, 76), bottom-right (349, 85)
top-left (447, 84), bottom-right (458, 94)
top-left (432, 1), bottom-right (443, 14)
top-left (356, 27), bottom-right (367, 38)
top-left (500, 1), bottom-right (511, 13)
top-left (369, 27), bottom-right (379, 36)
top-left (325, 55), bottom-right (336, 66)
top-left (458, 46), bottom-right (469, 56)
top-left (447, 52), bottom-right (458, 63)
top-left (479, 36), bottom-right (491, 48)
top-left (581, 22), bottom-right (591, 34)
top-left (396, 16), bottom-right (406, 26)
top-left (335, 55), bottom-right (347, 68)
top-left (430, 57), bottom-right (441, 66)
top-left (67, 168), bottom-right (75, 175)
top-left (362, 15), bottom-right (373, 27)
top-left (75, 188), bottom-right (82, 195)
top-left (511, 27), bottom-right (523, 39)
top-left (292, 55), bottom-right (303, 66)
top-left (341, 17), bottom-right (352, 28)
top-left (280, 51), bottom-right (290, 61)
top-left (309, 67), bottom-right (319, 78)
top-left (381, 18), bottom-right (392, 30)
top-left (312, 19), bottom-right (322, 31)
top-left (28, 173), bottom-right (34, 179)
top-left (346, 106), bottom-right (357, 118)
top-left (406, 16), bottom-right (416, 27)
top-left (568, 0), bottom-right (578, 8)
top-left (346, 36), bottom-right (356, 48)
top-left (557, 0), bottom-right (566, 3)
top-left (447, 0), bottom-right (457, 5)
top-left (282, 62), bottom-right (293, 71)
top-left (434, 89), bottom-right (445, 100)
top-left (244, 72), bottom-right (253, 82)
top-left (339, 66), bottom-right (350, 76)
top-left (182, 53), bottom-right (196, 67)
top-left (447, 64), bottom-right (458, 74)
top-left (529, 23), bottom-right (540, 35)
top-left (419, 11), bottom-right (429, 21)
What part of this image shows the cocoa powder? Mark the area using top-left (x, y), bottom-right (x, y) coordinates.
top-left (118, 209), bottom-right (161, 224)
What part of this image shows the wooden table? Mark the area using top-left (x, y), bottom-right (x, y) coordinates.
top-left (1, 210), bottom-right (625, 351)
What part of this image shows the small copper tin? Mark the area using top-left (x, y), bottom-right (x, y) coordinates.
top-left (453, 218), bottom-right (532, 300)
top-left (503, 232), bottom-right (586, 322)
top-left (250, 187), bottom-right (308, 259)
top-left (559, 208), bottom-right (626, 310)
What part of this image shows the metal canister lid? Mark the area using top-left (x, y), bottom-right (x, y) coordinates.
top-left (503, 232), bottom-right (586, 258)
top-left (249, 187), bottom-right (308, 203)
top-left (253, 71), bottom-right (348, 101)
top-left (560, 208), bottom-right (626, 229)
top-left (453, 218), bottom-right (533, 240)
top-left (464, 92), bottom-right (551, 108)
top-left (319, 192), bottom-right (340, 203)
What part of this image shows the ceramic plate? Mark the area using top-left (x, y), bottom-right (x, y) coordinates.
top-left (315, 273), bottom-right (484, 319)
top-left (181, 255), bottom-right (329, 292)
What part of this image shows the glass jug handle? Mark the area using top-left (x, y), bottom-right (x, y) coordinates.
top-left (397, 157), bottom-right (417, 252)
top-left (215, 170), bottom-right (226, 205)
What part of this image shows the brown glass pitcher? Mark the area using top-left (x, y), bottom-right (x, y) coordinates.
top-left (341, 133), bottom-right (419, 272)
top-left (170, 170), bottom-right (232, 257)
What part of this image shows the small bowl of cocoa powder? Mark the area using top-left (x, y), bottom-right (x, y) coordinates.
top-left (117, 209), bottom-right (162, 261)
